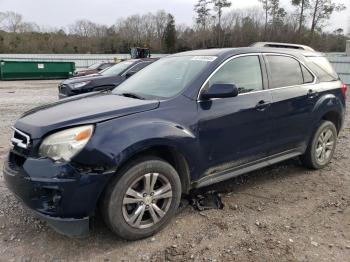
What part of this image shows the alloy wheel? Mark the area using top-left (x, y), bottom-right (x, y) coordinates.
top-left (315, 128), bottom-right (335, 165)
top-left (122, 173), bottom-right (173, 229)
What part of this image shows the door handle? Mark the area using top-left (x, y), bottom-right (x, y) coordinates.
top-left (307, 89), bottom-right (318, 98)
top-left (255, 100), bottom-right (270, 111)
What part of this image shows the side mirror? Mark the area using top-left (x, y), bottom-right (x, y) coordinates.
top-left (125, 71), bottom-right (136, 78)
top-left (201, 83), bottom-right (239, 100)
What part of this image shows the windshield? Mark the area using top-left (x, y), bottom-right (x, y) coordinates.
top-left (101, 61), bottom-right (135, 76)
top-left (88, 63), bottom-right (100, 69)
top-left (113, 56), bottom-right (215, 99)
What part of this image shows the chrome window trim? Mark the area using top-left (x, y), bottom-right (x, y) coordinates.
top-left (263, 53), bottom-right (317, 88)
top-left (197, 53), bottom-right (262, 101)
top-left (11, 127), bottom-right (31, 149)
top-left (197, 52), bottom-right (318, 102)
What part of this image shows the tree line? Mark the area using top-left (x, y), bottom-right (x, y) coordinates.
top-left (0, 0), bottom-right (348, 54)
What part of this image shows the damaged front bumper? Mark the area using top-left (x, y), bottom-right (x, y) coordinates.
top-left (33, 211), bottom-right (90, 237)
top-left (3, 151), bottom-right (111, 237)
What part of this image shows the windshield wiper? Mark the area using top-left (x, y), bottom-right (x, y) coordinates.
top-left (119, 92), bottom-right (145, 100)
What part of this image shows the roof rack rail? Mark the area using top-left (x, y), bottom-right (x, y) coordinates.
top-left (250, 42), bottom-right (315, 51)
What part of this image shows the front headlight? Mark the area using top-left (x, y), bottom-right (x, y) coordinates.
top-left (39, 125), bottom-right (94, 162)
top-left (71, 81), bottom-right (91, 89)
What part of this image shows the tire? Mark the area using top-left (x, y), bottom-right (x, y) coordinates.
top-left (101, 156), bottom-right (182, 240)
top-left (301, 120), bottom-right (337, 169)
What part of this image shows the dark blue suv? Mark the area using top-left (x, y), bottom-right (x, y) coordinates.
top-left (4, 47), bottom-right (347, 240)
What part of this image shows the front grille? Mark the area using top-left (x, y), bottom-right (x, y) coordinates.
top-left (14, 130), bottom-right (27, 141)
top-left (11, 128), bottom-right (31, 149)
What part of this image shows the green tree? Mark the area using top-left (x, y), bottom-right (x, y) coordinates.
top-left (213, 0), bottom-right (231, 46)
top-left (212, 0), bottom-right (231, 28)
top-left (164, 14), bottom-right (176, 53)
top-left (194, 0), bottom-right (212, 30)
top-left (269, 0), bottom-right (286, 35)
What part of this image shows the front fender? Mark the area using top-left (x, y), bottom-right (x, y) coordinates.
top-left (74, 118), bottom-right (199, 174)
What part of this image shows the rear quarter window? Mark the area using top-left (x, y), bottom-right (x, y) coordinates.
top-left (266, 55), bottom-right (304, 88)
top-left (301, 65), bottom-right (314, 83)
top-left (306, 56), bottom-right (339, 82)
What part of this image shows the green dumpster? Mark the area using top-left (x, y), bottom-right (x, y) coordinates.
top-left (0, 60), bottom-right (75, 80)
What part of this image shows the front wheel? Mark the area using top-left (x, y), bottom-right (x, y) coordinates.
top-left (101, 157), bottom-right (182, 240)
top-left (301, 120), bottom-right (337, 169)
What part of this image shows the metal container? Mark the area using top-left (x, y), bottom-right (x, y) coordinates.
top-left (0, 60), bottom-right (75, 80)
top-left (328, 56), bottom-right (350, 85)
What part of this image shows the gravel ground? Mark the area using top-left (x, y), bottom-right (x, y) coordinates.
top-left (0, 80), bottom-right (349, 262)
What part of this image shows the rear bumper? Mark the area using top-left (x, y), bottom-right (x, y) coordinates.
top-left (3, 153), bottom-right (111, 237)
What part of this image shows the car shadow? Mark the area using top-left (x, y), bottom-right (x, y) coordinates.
top-left (192, 157), bottom-right (307, 195)
top-left (88, 157), bottom-right (308, 240)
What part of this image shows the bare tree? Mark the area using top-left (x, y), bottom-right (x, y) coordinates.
top-left (292, 0), bottom-right (309, 36)
top-left (1, 11), bottom-right (23, 32)
top-left (309, 0), bottom-right (346, 37)
top-left (259, 0), bottom-right (272, 40)
top-left (154, 10), bottom-right (168, 49)
top-left (0, 8), bottom-right (347, 54)
top-left (69, 20), bottom-right (96, 37)
top-left (0, 12), bottom-right (7, 29)
top-left (17, 22), bottom-right (40, 33)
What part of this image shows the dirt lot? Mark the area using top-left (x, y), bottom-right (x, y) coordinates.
top-left (0, 80), bottom-right (349, 262)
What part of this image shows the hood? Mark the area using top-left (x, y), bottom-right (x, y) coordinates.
top-left (75, 68), bottom-right (96, 73)
top-left (15, 93), bottom-right (160, 139)
top-left (61, 73), bottom-right (116, 85)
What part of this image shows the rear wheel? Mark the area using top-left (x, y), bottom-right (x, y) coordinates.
top-left (301, 120), bottom-right (337, 169)
top-left (101, 157), bottom-right (182, 240)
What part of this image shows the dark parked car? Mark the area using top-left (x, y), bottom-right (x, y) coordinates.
top-left (4, 47), bottom-right (347, 240)
top-left (58, 59), bottom-right (156, 99)
top-left (73, 62), bottom-right (115, 77)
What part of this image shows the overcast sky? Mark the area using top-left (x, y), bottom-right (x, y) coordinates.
top-left (0, 0), bottom-right (349, 33)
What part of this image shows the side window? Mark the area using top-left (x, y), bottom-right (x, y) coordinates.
top-left (266, 55), bottom-right (304, 88)
top-left (301, 65), bottom-right (314, 83)
top-left (209, 56), bottom-right (263, 94)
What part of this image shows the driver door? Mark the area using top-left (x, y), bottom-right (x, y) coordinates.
top-left (197, 55), bottom-right (273, 177)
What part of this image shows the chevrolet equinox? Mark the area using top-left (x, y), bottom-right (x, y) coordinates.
top-left (4, 47), bottom-right (347, 240)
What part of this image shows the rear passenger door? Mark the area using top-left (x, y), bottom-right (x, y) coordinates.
top-left (264, 54), bottom-right (317, 155)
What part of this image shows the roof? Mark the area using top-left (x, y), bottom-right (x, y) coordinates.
top-left (251, 42), bottom-right (315, 51)
top-left (170, 47), bottom-right (323, 58)
top-left (119, 58), bottom-right (156, 63)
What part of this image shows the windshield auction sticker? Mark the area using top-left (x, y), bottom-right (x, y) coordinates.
top-left (191, 56), bottom-right (217, 62)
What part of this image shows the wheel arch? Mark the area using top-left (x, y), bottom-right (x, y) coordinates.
top-left (321, 110), bottom-right (342, 134)
top-left (115, 144), bottom-right (192, 194)
top-left (313, 93), bottom-right (345, 134)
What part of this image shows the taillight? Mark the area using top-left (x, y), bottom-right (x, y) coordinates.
top-left (341, 83), bottom-right (347, 99)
